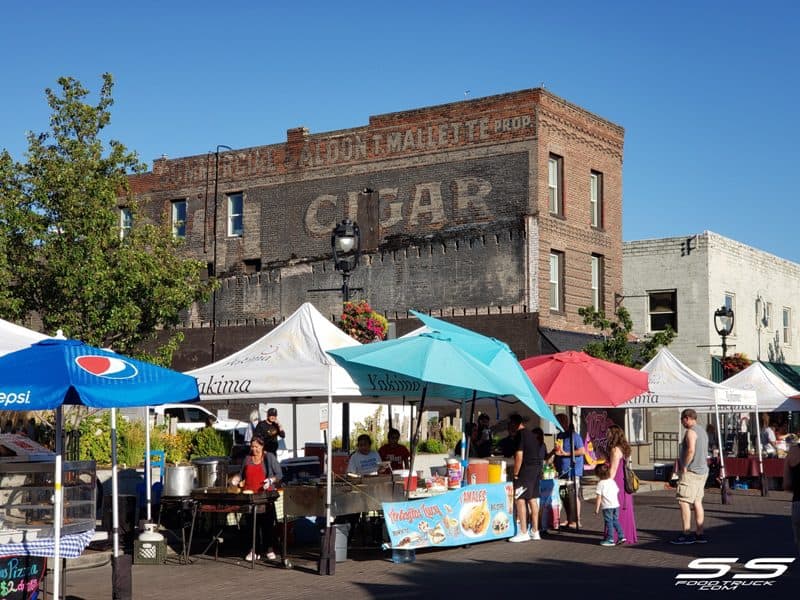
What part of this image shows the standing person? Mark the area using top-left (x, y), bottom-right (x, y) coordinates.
top-left (783, 437), bottom-right (800, 555)
top-left (761, 415), bottom-right (778, 456)
top-left (255, 408), bottom-right (286, 455)
top-left (553, 413), bottom-right (585, 528)
top-left (594, 463), bottom-right (625, 547)
top-left (605, 424), bottom-right (637, 544)
top-left (238, 436), bottom-right (283, 561)
top-left (671, 409), bottom-right (709, 545)
top-left (475, 413), bottom-right (493, 458)
top-left (454, 423), bottom-right (477, 458)
top-left (508, 413), bottom-right (542, 542)
top-left (378, 428), bottom-right (410, 470)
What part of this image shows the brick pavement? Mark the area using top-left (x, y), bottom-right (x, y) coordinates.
top-left (59, 487), bottom-right (798, 600)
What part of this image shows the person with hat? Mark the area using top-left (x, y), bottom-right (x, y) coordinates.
top-left (255, 407), bottom-right (286, 455)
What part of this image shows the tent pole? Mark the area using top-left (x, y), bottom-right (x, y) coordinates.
top-left (713, 403), bottom-right (731, 504)
top-left (753, 408), bottom-right (767, 496)
top-left (292, 398), bottom-right (298, 458)
top-left (569, 407), bottom-right (579, 530)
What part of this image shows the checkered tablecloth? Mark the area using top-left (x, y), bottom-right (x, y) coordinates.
top-left (0, 530), bottom-right (95, 558)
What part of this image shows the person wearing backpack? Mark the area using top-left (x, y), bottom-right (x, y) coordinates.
top-left (606, 424), bottom-right (638, 544)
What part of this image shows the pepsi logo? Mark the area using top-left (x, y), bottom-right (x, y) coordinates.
top-left (75, 356), bottom-right (138, 380)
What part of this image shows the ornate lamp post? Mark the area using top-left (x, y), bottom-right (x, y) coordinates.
top-left (331, 219), bottom-right (360, 451)
top-left (713, 305), bottom-right (735, 504)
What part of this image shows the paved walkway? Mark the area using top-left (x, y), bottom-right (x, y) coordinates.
top-left (59, 486), bottom-right (798, 600)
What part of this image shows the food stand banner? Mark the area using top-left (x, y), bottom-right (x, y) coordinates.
top-left (382, 483), bottom-right (514, 549)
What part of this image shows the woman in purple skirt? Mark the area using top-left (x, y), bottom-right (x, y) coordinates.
top-left (605, 425), bottom-right (637, 544)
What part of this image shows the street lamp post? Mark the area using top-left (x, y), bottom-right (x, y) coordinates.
top-left (210, 144), bottom-right (232, 363)
top-left (332, 219), bottom-right (361, 452)
top-left (713, 305), bottom-right (735, 504)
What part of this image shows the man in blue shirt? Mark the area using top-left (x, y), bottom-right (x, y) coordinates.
top-left (552, 413), bottom-right (585, 528)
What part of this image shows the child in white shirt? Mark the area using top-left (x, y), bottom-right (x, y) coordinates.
top-left (594, 463), bottom-right (625, 547)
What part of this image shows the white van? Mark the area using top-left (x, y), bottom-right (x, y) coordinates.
top-left (151, 404), bottom-right (248, 442)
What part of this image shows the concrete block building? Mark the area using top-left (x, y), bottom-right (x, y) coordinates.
top-left (623, 231), bottom-right (800, 458)
top-left (128, 89), bottom-right (625, 419)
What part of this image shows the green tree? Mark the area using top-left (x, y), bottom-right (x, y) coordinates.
top-left (578, 305), bottom-right (675, 367)
top-left (0, 74), bottom-right (213, 364)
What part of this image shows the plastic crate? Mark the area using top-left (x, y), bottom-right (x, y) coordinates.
top-left (133, 539), bottom-right (166, 565)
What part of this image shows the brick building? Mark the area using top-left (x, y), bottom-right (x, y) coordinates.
top-left (129, 88), bottom-right (624, 371)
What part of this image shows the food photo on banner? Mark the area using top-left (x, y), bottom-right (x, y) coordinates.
top-left (382, 483), bottom-right (513, 549)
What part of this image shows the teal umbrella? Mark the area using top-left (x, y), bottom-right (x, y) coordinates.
top-left (409, 310), bottom-right (559, 429)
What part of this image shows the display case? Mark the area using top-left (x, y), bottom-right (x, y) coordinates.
top-left (0, 460), bottom-right (96, 542)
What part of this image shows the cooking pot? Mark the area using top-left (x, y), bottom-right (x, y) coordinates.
top-left (164, 465), bottom-right (196, 497)
top-left (192, 457), bottom-right (230, 489)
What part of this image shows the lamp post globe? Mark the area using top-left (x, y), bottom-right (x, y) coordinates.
top-left (330, 219), bottom-right (361, 302)
top-left (714, 306), bottom-right (734, 359)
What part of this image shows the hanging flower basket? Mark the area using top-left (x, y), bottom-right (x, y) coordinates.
top-left (337, 300), bottom-right (388, 343)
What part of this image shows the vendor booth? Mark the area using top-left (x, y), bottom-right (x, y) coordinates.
top-left (625, 348), bottom-right (759, 499)
top-left (187, 303), bottom-right (558, 573)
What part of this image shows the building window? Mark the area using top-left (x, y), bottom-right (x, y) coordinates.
top-left (119, 208), bottom-right (132, 240)
top-left (724, 293), bottom-right (736, 334)
top-left (784, 307), bottom-right (792, 345)
top-left (548, 154), bottom-right (563, 216)
top-left (648, 290), bottom-right (677, 332)
top-left (590, 171), bottom-right (603, 228)
top-left (549, 251), bottom-right (565, 312)
top-left (766, 302), bottom-right (773, 329)
top-left (227, 192), bottom-right (243, 237)
top-left (171, 200), bottom-right (187, 238)
top-left (591, 254), bottom-right (605, 311)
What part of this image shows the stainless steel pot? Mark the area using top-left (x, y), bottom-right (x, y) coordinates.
top-left (192, 457), bottom-right (230, 489)
top-left (164, 465), bottom-right (196, 497)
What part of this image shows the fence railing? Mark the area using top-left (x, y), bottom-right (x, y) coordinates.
top-left (652, 431), bottom-right (679, 461)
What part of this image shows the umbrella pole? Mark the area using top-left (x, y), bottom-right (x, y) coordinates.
top-left (569, 409), bottom-right (579, 531)
top-left (53, 407), bottom-right (63, 600)
top-left (144, 405), bottom-right (151, 522)
top-left (406, 386), bottom-right (427, 500)
top-left (111, 408), bottom-right (120, 557)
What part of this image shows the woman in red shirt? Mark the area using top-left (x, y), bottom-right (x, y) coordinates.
top-left (238, 436), bottom-right (282, 561)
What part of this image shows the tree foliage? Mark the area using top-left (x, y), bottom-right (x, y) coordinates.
top-left (0, 74), bottom-right (213, 364)
top-left (578, 305), bottom-right (675, 367)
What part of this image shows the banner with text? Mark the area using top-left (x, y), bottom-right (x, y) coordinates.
top-left (382, 483), bottom-right (514, 549)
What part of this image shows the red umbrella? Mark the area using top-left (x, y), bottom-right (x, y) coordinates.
top-left (520, 351), bottom-right (649, 407)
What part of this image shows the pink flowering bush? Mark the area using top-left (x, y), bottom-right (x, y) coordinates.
top-left (338, 300), bottom-right (388, 343)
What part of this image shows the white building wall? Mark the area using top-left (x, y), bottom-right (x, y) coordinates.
top-left (624, 231), bottom-right (800, 377)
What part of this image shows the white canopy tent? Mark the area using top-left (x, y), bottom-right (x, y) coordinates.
top-left (624, 348), bottom-right (761, 499)
top-left (0, 318), bottom-right (48, 357)
top-left (723, 361), bottom-right (800, 412)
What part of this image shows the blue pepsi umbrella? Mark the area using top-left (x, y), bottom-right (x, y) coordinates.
top-left (0, 338), bottom-right (198, 598)
top-left (0, 338), bottom-right (199, 409)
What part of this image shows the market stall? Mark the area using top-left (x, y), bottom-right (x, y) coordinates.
top-left (189, 303), bottom-right (558, 573)
top-left (624, 348), bottom-right (759, 500)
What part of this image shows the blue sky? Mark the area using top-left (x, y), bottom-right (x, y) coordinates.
top-left (2, 1), bottom-right (798, 260)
